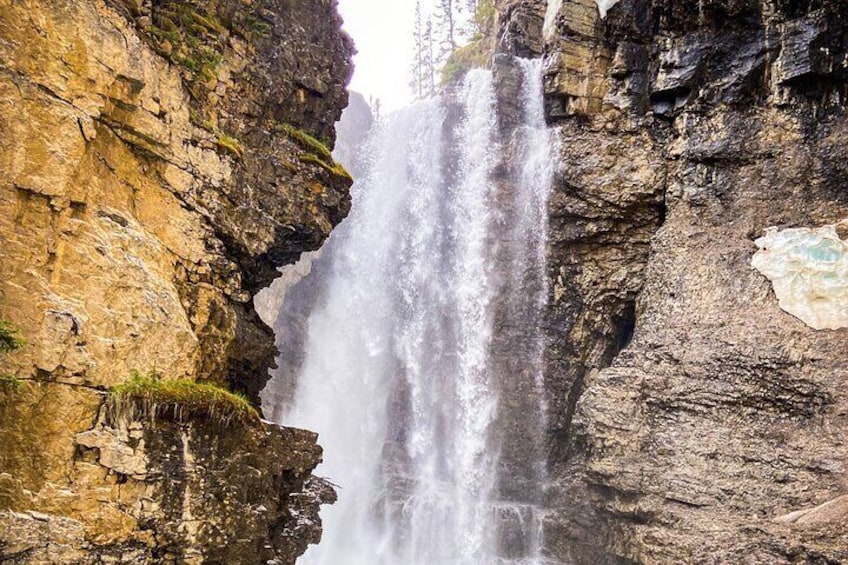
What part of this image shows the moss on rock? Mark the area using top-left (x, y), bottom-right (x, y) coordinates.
top-left (279, 124), bottom-right (334, 162)
top-left (107, 370), bottom-right (259, 426)
top-left (298, 153), bottom-right (353, 183)
top-left (215, 131), bottom-right (245, 159)
top-left (0, 374), bottom-right (20, 394)
top-left (441, 39), bottom-right (490, 85)
top-left (0, 320), bottom-right (24, 353)
top-left (144, 1), bottom-right (227, 82)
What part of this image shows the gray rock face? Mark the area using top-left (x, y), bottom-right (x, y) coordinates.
top-left (333, 91), bottom-right (374, 178)
top-left (530, 0), bottom-right (848, 562)
top-left (497, 0), bottom-right (547, 57)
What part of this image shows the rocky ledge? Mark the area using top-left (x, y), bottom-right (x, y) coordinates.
top-left (1, 410), bottom-right (334, 564)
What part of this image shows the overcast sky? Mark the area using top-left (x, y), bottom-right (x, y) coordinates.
top-left (337, 0), bottom-right (434, 111)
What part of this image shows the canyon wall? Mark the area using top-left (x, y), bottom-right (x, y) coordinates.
top-left (0, 0), bottom-right (352, 562)
top-left (520, 0), bottom-right (848, 562)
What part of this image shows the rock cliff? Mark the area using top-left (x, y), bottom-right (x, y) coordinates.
top-left (528, 0), bottom-right (848, 562)
top-left (0, 0), bottom-right (352, 562)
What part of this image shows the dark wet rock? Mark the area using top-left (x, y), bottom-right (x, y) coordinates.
top-left (498, 0), bottom-right (848, 562)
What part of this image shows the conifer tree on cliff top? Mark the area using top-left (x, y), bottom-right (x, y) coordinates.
top-left (410, 0), bottom-right (480, 99)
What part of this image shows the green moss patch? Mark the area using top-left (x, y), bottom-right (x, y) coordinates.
top-left (0, 320), bottom-right (24, 353)
top-left (215, 131), bottom-right (245, 159)
top-left (107, 371), bottom-right (259, 427)
top-left (298, 154), bottom-right (353, 183)
top-left (441, 39), bottom-right (490, 85)
top-left (0, 374), bottom-right (20, 394)
top-left (1, 320), bottom-right (24, 395)
top-left (278, 123), bottom-right (352, 183)
top-left (140, 1), bottom-right (275, 84)
top-left (144, 1), bottom-right (227, 82)
top-left (279, 124), bottom-right (334, 162)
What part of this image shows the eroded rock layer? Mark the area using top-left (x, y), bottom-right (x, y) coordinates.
top-left (0, 0), bottom-right (352, 562)
top-left (535, 0), bottom-right (848, 562)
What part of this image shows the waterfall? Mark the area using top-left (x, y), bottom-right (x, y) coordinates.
top-left (269, 59), bottom-right (556, 565)
top-left (543, 0), bottom-right (563, 39)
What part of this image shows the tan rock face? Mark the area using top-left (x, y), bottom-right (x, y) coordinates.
top-left (535, 0), bottom-right (848, 562)
top-left (0, 412), bottom-right (332, 564)
top-left (0, 0), bottom-right (352, 561)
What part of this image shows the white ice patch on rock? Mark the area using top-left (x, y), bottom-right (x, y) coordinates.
top-left (597, 0), bottom-right (621, 18)
top-left (752, 221), bottom-right (848, 330)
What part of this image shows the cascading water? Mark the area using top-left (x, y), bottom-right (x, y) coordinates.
top-left (266, 58), bottom-right (556, 564)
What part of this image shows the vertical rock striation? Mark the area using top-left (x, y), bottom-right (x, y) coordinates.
top-left (0, 0), bottom-right (353, 562)
top-left (531, 0), bottom-right (848, 562)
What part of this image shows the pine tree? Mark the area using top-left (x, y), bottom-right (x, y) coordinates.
top-left (410, 1), bottom-right (426, 99)
top-left (424, 18), bottom-right (436, 96)
top-left (433, 0), bottom-right (458, 62)
top-left (410, 1), bottom-right (438, 100)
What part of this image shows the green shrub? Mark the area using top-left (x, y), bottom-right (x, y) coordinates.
top-left (107, 370), bottom-right (259, 427)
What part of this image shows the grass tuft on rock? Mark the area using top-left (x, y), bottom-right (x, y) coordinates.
top-left (278, 123), bottom-right (352, 183)
top-left (0, 374), bottom-right (21, 394)
top-left (298, 154), bottom-right (353, 183)
top-left (279, 124), bottom-right (334, 162)
top-left (107, 370), bottom-right (259, 427)
top-left (216, 131), bottom-right (245, 159)
top-left (0, 320), bottom-right (25, 353)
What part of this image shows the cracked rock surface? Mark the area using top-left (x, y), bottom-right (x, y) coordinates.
top-left (534, 0), bottom-right (848, 562)
top-left (0, 0), bottom-right (352, 562)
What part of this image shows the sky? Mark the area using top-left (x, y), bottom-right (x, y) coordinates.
top-left (337, 0), bottom-right (434, 111)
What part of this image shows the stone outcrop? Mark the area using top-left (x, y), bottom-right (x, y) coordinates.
top-left (0, 0), bottom-right (353, 561)
top-left (531, 0), bottom-right (848, 562)
top-left (1, 416), bottom-right (333, 564)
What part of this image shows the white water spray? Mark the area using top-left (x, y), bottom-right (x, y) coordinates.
top-left (270, 60), bottom-right (556, 564)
